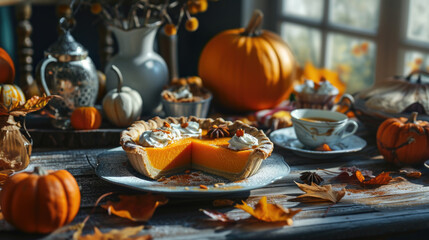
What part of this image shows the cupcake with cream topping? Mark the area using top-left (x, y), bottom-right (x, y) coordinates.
top-left (294, 79), bottom-right (339, 109)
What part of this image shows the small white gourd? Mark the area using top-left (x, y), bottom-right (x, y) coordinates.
top-left (102, 65), bottom-right (143, 127)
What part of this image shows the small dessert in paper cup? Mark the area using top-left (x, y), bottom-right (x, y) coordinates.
top-left (294, 79), bottom-right (339, 110)
top-left (161, 76), bottom-right (212, 118)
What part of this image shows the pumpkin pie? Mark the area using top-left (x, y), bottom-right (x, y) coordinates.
top-left (120, 116), bottom-right (273, 181)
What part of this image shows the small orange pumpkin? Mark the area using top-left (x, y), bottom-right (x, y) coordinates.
top-left (0, 167), bottom-right (81, 234)
top-left (377, 112), bottom-right (429, 165)
top-left (0, 84), bottom-right (26, 106)
top-left (71, 106), bottom-right (102, 130)
top-left (198, 10), bottom-right (296, 111)
top-left (0, 48), bottom-right (15, 84)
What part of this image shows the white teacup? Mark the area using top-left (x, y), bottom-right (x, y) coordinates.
top-left (290, 109), bottom-right (359, 148)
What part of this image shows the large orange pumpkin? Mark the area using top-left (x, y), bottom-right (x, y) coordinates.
top-left (198, 10), bottom-right (296, 111)
top-left (0, 48), bottom-right (15, 84)
top-left (0, 167), bottom-right (81, 234)
top-left (0, 84), bottom-right (26, 106)
top-left (71, 106), bottom-right (102, 130)
top-left (377, 112), bottom-right (429, 165)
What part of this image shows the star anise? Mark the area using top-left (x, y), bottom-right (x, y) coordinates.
top-left (207, 124), bottom-right (230, 139)
top-left (300, 171), bottom-right (324, 185)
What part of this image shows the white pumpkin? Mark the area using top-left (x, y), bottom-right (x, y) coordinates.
top-left (102, 65), bottom-right (143, 127)
top-left (0, 84), bottom-right (26, 106)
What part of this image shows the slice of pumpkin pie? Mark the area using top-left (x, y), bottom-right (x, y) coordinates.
top-left (120, 116), bottom-right (273, 181)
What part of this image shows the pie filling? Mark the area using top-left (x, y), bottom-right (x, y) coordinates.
top-left (143, 137), bottom-right (251, 174)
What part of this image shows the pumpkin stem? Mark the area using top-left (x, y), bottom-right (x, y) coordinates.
top-left (111, 65), bottom-right (123, 93)
top-left (242, 9), bottom-right (264, 37)
top-left (407, 112), bottom-right (418, 124)
top-left (34, 166), bottom-right (48, 176)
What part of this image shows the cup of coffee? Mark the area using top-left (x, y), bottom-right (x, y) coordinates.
top-left (290, 109), bottom-right (358, 148)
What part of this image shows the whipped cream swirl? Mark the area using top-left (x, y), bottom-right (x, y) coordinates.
top-left (317, 80), bottom-right (339, 95)
top-left (173, 85), bottom-right (193, 99)
top-left (228, 132), bottom-right (258, 151)
top-left (295, 79), bottom-right (339, 95)
top-left (300, 80), bottom-right (316, 94)
top-left (171, 121), bottom-right (202, 137)
top-left (139, 127), bottom-right (181, 148)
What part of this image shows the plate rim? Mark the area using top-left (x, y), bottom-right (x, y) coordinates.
top-left (95, 148), bottom-right (290, 196)
top-left (270, 127), bottom-right (367, 156)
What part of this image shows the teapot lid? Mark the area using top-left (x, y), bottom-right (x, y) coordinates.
top-left (44, 17), bottom-right (88, 61)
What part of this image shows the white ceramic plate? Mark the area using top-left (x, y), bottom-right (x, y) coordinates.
top-left (270, 127), bottom-right (367, 159)
top-left (95, 147), bottom-right (290, 197)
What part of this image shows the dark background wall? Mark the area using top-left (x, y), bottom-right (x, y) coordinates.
top-left (0, 0), bottom-right (243, 83)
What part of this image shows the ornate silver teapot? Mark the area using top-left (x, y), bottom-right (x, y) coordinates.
top-left (36, 18), bottom-right (98, 129)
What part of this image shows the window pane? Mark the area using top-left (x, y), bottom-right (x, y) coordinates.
top-left (403, 50), bottom-right (429, 74)
top-left (282, 0), bottom-right (324, 21)
top-left (329, 0), bottom-right (380, 32)
top-left (407, 0), bottom-right (429, 43)
top-left (281, 23), bottom-right (322, 66)
top-left (326, 34), bottom-right (376, 93)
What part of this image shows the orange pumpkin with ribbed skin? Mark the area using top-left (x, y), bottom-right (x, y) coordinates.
top-left (198, 10), bottom-right (296, 111)
top-left (377, 112), bottom-right (429, 165)
top-left (0, 48), bottom-right (15, 84)
top-left (71, 106), bottom-right (102, 130)
top-left (0, 167), bottom-right (81, 234)
top-left (0, 84), bottom-right (26, 106)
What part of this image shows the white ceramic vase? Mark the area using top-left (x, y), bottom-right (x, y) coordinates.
top-left (105, 23), bottom-right (169, 115)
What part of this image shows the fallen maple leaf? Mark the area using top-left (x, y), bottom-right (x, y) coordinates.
top-left (399, 168), bottom-right (422, 179)
top-left (200, 209), bottom-right (235, 223)
top-left (101, 194), bottom-right (168, 222)
top-left (235, 196), bottom-right (301, 225)
top-left (78, 226), bottom-right (150, 240)
top-left (355, 171), bottom-right (392, 185)
top-left (294, 182), bottom-right (345, 203)
top-left (328, 166), bottom-right (374, 184)
top-left (0, 94), bottom-right (55, 116)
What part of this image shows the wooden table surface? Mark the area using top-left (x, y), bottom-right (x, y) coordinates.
top-left (1, 130), bottom-right (429, 240)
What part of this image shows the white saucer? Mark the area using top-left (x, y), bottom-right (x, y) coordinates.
top-left (270, 127), bottom-right (367, 159)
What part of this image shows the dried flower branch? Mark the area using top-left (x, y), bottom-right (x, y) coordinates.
top-left (85, 0), bottom-right (214, 32)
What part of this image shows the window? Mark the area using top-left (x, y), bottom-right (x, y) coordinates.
top-left (249, 0), bottom-right (429, 93)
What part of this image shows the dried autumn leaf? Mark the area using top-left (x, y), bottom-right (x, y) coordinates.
top-left (200, 209), bottom-right (234, 223)
top-left (399, 168), bottom-right (422, 179)
top-left (355, 171), bottom-right (392, 185)
top-left (340, 166), bottom-right (374, 178)
top-left (235, 196), bottom-right (301, 225)
top-left (331, 166), bottom-right (374, 184)
top-left (0, 94), bottom-right (56, 116)
top-left (294, 182), bottom-right (345, 203)
top-left (78, 226), bottom-right (150, 240)
top-left (101, 194), bottom-right (168, 222)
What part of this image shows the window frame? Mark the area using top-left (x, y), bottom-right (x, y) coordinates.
top-left (243, 0), bottom-right (429, 87)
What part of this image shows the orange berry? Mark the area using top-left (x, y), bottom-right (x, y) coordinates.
top-left (164, 24), bottom-right (177, 36)
top-left (90, 3), bottom-right (103, 15)
top-left (196, 0), bottom-right (208, 12)
top-left (188, 0), bottom-right (208, 14)
top-left (188, 4), bottom-right (199, 15)
top-left (185, 17), bottom-right (199, 32)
